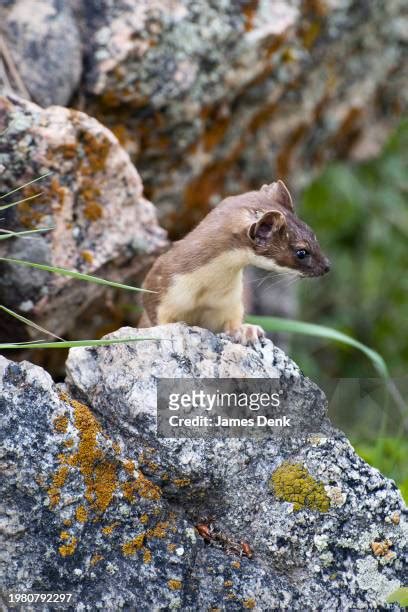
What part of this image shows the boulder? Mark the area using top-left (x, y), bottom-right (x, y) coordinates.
top-left (1, 324), bottom-right (406, 610)
top-left (0, 94), bottom-right (167, 341)
top-left (73, 0), bottom-right (407, 236)
top-left (0, 0), bottom-right (82, 106)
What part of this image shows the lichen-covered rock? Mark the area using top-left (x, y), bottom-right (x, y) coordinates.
top-left (2, 324), bottom-right (404, 610)
top-left (0, 94), bottom-right (167, 340)
top-left (0, 0), bottom-right (82, 106)
top-left (72, 0), bottom-right (407, 236)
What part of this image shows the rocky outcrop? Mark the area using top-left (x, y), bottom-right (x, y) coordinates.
top-left (0, 94), bottom-right (167, 341)
top-left (73, 0), bottom-right (406, 236)
top-left (1, 1), bottom-right (405, 236)
top-left (1, 324), bottom-right (406, 610)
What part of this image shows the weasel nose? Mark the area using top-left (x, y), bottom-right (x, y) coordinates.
top-left (323, 260), bottom-right (331, 274)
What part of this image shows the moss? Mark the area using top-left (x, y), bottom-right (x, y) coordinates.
top-left (122, 534), bottom-right (145, 556)
top-left (58, 534), bottom-right (77, 557)
top-left (168, 579), bottom-right (182, 591)
top-left (75, 505), bottom-right (88, 523)
top-left (270, 461), bottom-right (330, 512)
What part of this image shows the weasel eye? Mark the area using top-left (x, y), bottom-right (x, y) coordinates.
top-left (296, 249), bottom-right (308, 260)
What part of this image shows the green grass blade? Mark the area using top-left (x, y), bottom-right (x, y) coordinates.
top-left (0, 257), bottom-right (155, 293)
top-left (0, 191), bottom-right (43, 211)
top-left (246, 314), bottom-right (389, 378)
top-left (0, 172), bottom-right (52, 199)
top-left (0, 304), bottom-right (65, 341)
top-left (0, 337), bottom-right (156, 350)
top-left (0, 227), bottom-right (53, 240)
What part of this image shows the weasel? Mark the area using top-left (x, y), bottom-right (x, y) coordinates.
top-left (140, 180), bottom-right (330, 344)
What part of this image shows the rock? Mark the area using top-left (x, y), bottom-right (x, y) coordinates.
top-left (0, 0), bottom-right (82, 106)
top-left (1, 325), bottom-right (406, 610)
top-left (72, 0), bottom-right (407, 236)
top-left (0, 94), bottom-right (167, 341)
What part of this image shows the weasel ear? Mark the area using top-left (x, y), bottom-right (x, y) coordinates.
top-left (261, 180), bottom-right (294, 212)
top-left (248, 210), bottom-right (286, 245)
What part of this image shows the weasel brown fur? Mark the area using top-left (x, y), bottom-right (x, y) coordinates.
top-left (141, 181), bottom-right (330, 344)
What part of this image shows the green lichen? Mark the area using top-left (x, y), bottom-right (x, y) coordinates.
top-left (270, 461), bottom-right (330, 512)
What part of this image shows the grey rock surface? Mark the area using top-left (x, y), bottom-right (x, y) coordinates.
top-left (0, 94), bottom-right (167, 340)
top-left (72, 0), bottom-right (407, 236)
top-left (0, 0), bottom-right (82, 106)
top-left (1, 324), bottom-right (406, 610)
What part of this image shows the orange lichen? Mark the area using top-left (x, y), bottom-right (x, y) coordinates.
top-left (146, 521), bottom-right (169, 539)
top-left (224, 580), bottom-right (233, 588)
top-left (47, 466), bottom-right (69, 508)
top-left (53, 414), bottom-right (69, 433)
top-left (58, 534), bottom-right (77, 557)
top-left (122, 470), bottom-right (161, 502)
top-left (276, 123), bottom-right (308, 179)
top-left (231, 561), bottom-right (241, 569)
top-left (102, 522), bottom-right (120, 536)
top-left (140, 514), bottom-right (149, 524)
top-left (81, 250), bottom-right (94, 264)
top-left (172, 478), bottom-right (191, 488)
top-left (143, 547), bottom-right (152, 564)
top-left (75, 505), bottom-right (88, 523)
top-left (122, 534), bottom-right (145, 556)
top-left (63, 519), bottom-right (72, 527)
top-left (90, 553), bottom-right (104, 566)
top-left (168, 579), bottom-right (182, 591)
top-left (68, 398), bottom-right (117, 513)
top-left (64, 439), bottom-right (74, 449)
top-left (242, 0), bottom-right (259, 32)
top-left (371, 539), bottom-right (393, 557)
top-left (83, 199), bottom-right (103, 221)
top-left (243, 598), bottom-right (256, 609)
top-left (167, 543), bottom-right (177, 553)
top-left (123, 459), bottom-right (135, 474)
top-left (81, 132), bottom-right (111, 174)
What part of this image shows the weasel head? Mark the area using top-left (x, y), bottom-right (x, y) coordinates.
top-left (246, 180), bottom-right (330, 277)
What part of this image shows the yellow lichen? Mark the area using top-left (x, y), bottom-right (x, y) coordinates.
top-left (270, 462), bottom-right (330, 512)
top-left (224, 580), bottom-right (233, 588)
top-left (90, 553), bottom-right (104, 566)
top-left (53, 414), bottom-right (69, 433)
top-left (143, 547), bottom-right (152, 564)
top-left (243, 598), bottom-right (256, 609)
top-left (75, 505), bottom-right (88, 523)
top-left (81, 250), bottom-right (94, 264)
top-left (63, 519), bottom-right (72, 527)
top-left (168, 579), bottom-right (182, 591)
top-left (146, 521), bottom-right (169, 539)
top-left (122, 534), bottom-right (145, 556)
top-left (69, 399), bottom-right (117, 513)
top-left (47, 466), bottom-right (69, 508)
top-left (167, 543), bottom-right (177, 553)
top-left (172, 478), bottom-right (191, 488)
top-left (140, 514), bottom-right (149, 524)
top-left (58, 534), bottom-right (77, 557)
top-left (231, 561), bottom-right (241, 569)
top-left (122, 470), bottom-right (161, 502)
top-left (102, 522), bottom-right (120, 536)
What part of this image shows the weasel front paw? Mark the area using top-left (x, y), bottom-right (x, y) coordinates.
top-left (226, 323), bottom-right (266, 346)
